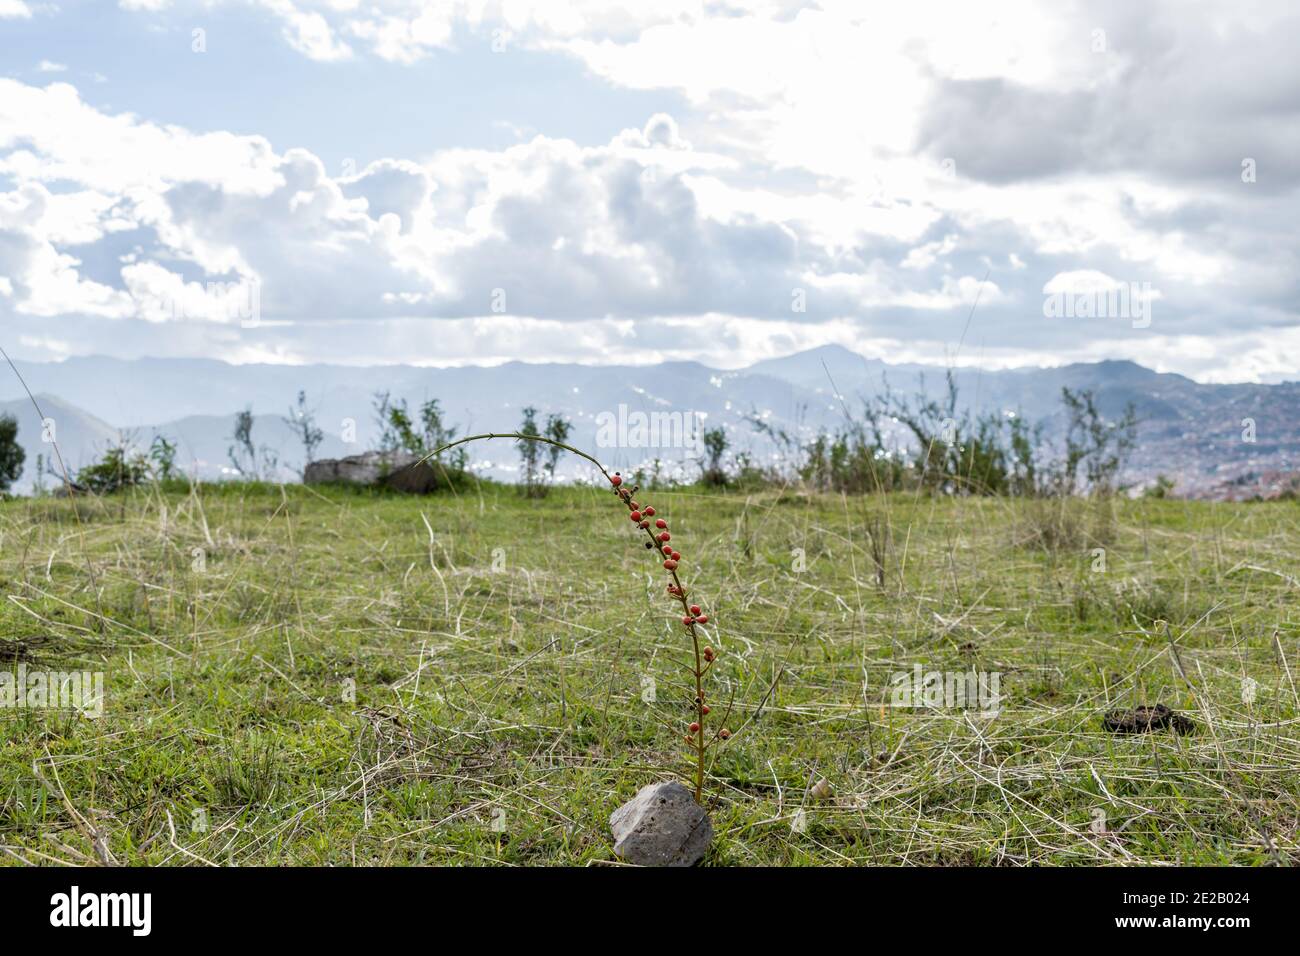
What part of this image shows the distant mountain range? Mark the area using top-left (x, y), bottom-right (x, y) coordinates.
top-left (2, 347), bottom-right (1297, 498)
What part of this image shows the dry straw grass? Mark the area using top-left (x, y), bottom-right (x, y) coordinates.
top-left (1, 481), bottom-right (1298, 865)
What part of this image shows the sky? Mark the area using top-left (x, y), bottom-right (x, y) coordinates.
top-left (0, 0), bottom-right (1297, 382)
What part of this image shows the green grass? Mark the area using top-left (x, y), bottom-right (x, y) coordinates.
top-left (2, 481), bottom-right (1298, 865)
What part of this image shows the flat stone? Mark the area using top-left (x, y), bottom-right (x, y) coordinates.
top-left (303, 451), bottom-right (439, 493)
top-left (610, 781), bottom-right (713, 867)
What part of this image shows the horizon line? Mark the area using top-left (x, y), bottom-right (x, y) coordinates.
top-left (4, 346), bottom-right (1273, 386)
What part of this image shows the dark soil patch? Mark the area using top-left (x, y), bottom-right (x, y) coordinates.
top-left (0, 634), bottom-right (59, 663)
top-left (1102, 703), bottom-right (1196, 735)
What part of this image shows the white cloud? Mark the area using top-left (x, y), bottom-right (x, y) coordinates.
top-left (0, 81), bottom-right (284, 196)
top-left (0, 0), bottom-right (31, 19)
top-left (902, 235), bottom-right (958, 270)
top-left (6, 2), bottom-right (1300, 381)
top-left (0, 80), bottom-right (863, 331)
top-left (346, 7), bottom-right (455, 64)
top-left (0, 184), bottom-right (135, 319)
top-left (259, 0), bottom-right (353, 61)
top-left (1043, 270), bottom-right (1131, 295)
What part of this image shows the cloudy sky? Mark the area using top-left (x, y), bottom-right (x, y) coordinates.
top-left (1, 1), bottom-right (1297, 381)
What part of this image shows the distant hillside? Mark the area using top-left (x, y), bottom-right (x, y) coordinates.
top-left (0, 394), bottom-right (119, 492)
top-left (1, 347), bottom-right (1297, 496)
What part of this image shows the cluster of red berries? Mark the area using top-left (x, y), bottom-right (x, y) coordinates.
top-left (680, 603), bottom-right (708, 626)
top-left (611, 473), bottom-right (684, 572)
top-left (610, 472), bottom-right (731, 749)
top-left (683, 700), bottom-right (730, 743)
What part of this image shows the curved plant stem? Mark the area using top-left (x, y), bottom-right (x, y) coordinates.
top-left (420, 433), bottom-right (713, 803)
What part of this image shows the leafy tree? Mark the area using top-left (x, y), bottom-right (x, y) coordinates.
top-left (228, 409), bottom-right (278, 480)
top-left (517, 406), bottom-right (542, 497)
top-left (737, 375), bottom-right (1141, 501)
top-left (79, 436), bottom-right (149, 493)
top-left (1058, 388), bottom-right (1138, 496)
top-left (420, 399), bottom-right (454, 455)
top-left (0, 414), bottom-right (24, 492)
top-left (373, 395), bottom-right (441, 457)
top-left (370, 392), bottom-right (468, 488)
top-left (1144, 474), bottom-right (1176, 499)
top-left (373, 391), bottom-right (399, 452)
top-left (229, 409), bottom-right (256, 476)
top-left (750, 403), bottom-right (904, 494)
top-left (1006, 413), bottom-right (1042, 497)
top-left (884, 372), bottom-right (968, 493)
top-left (879, 373), bottom-right (1027, 496)
top-left (392, 403), bottom-right (424, 453)
top-left (283, 390), bottom-right (324, 473)
top-left (700, 426), bottom-right (729, 486)
top-left (149, 434), bottom-right (178, 481)
top-left (33, 453), bottom-right (47, 497)
top-left (542, 413), bottom-right (571, 484)
top-left (421, 398), bottom-right (468, 480)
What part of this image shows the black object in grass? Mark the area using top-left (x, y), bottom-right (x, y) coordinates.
top-left (1103, 703), bottom-right (1196, 735)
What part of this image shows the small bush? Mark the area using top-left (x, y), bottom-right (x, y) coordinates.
top-left (0, 414), bottom-right (24, 492)
top-left (78, 441), bottom-right (150, 494)
top-left (1016, 497), bottom-right (1116, 552)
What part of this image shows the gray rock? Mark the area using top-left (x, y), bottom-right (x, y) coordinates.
top-left (303, 451), bottom-right (439, 494)
top-left (610, 781), bottom-right (713, 867)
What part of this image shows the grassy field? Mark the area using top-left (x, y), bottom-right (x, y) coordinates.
top-left (1, 480), bottom-right (1298, 866)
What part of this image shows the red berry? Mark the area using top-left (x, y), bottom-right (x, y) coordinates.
top-left (628, 501), bottom-right (638, 510)
top-left (688, 722), bottom-right (700, 733)
top-left (659, 531), bottom-right (670, 542)
top-left (683, 615), bottom-right (694, 626)
top-left (700, 704), bottom-right (710, 715)
top-left (630, 511), bottom-right (641, 521)
top-left (671, 551), bottom-right (681, 561)
top-left (610, 474), bottom-right (622, 486)
top-left (664, 559), bottom-right (678, 570)
top-left (655, 519), bottom-right (666, 529)
top-left (689, 604), bottom-right (701, 616)
top-left (640, 520), bottom-right (650, 528)
top-left (644, 507), bottom-right (655, 516)
top-left (696, 614), bottom-right (708, 624)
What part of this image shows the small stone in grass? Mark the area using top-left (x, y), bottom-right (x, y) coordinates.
top-left (610, 781), bottom-right (713, 867)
